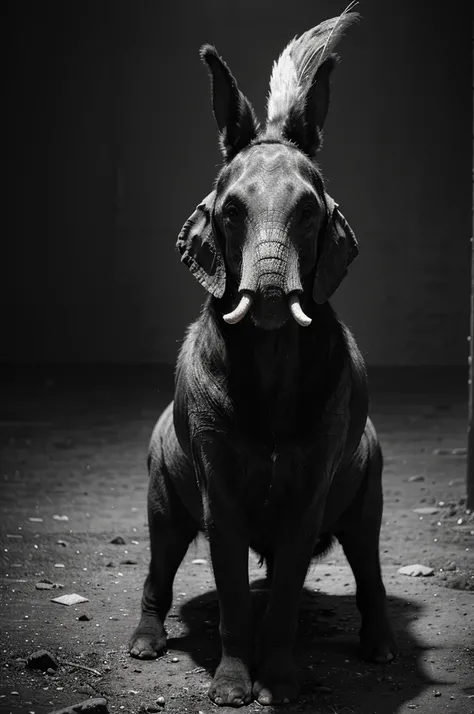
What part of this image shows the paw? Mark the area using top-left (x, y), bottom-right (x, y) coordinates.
top-left (129, 617), bottom-right (167, 659)
top-left (360, 618), bottom-right (397, 663)
top-left (208, 659), bottom-right (252, 707)
top-left (252, 654), bottom-right (299, 705)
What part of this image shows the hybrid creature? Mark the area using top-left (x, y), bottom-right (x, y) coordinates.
top-left (129, 10), bottom-right (396, 707)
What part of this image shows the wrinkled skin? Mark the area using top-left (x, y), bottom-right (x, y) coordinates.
top-left (129, 20), bottom-right (396, 708)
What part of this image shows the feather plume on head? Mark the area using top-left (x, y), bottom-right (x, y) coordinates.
top-left (266, 4), bottom-right (359, 155)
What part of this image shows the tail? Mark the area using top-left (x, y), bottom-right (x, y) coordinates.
top-left (266, 4), bottom-right (359, 128)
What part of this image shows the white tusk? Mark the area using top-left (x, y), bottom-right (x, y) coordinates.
top-left (223, 292), bottom-right (253, 325)
top-left (288, 293), bottom-right (312, 327)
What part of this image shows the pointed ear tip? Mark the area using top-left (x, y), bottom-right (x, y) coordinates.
top-left (199, 44), bottom-right (218, 64)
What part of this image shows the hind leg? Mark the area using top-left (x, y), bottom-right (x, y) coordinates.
top-left (129, 509), bottom-right (197, 658)
top-left (129, 444), bottom-right (199, 658)
top-left (336, 445), bottom-right (396, 663)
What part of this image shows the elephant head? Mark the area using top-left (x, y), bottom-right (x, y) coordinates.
top-left (177, 14), bottom-right (359, 330)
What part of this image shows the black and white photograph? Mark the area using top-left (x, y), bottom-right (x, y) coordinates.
top-left (2, 1), bottom-right (473, 713)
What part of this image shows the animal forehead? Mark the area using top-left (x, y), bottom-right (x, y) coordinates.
top-left (220, 143), bottom-right (318, 193)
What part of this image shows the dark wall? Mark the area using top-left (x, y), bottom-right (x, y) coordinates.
top-left (4, 0), bottom-right (472, 365)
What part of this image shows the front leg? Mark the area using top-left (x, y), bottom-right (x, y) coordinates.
top-left (254, 438), bottom-right (345, 706)
top-left (194, 437), bottom-right (253, 708)
top-left (208, 522), bottom-right (253, 707)
top-left (253, 516), bottom-right (321, 705)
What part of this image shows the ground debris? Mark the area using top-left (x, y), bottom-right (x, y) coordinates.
top-left (26, 649), bottom-right (58, 672)
top-left (36, 578), bottom-right (64, 589)
top-left (120, 558), bottom-right (138, 565)
top-left (110, 536), bottom-right (126, 545)
top-left (413, 507), bottom-right (439, 515)
top-left (444, 572), bottom-right (474, 591)
top-left (46, 697), bottom-right (108, 714)
top-left (433, 447), bottom-right (467, 456)
top-left (398, 564), bottom-right (434, 577)
top-left (63, 660), bottom-right (102, 676)
top-left (51, 593), bottom-right (89, 605)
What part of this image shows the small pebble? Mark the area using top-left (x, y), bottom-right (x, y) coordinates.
top-left (156, 696), bottom-right (166, 706)
top-left (26, 650), bottom-right (58, 672)
top-left (51, 593), bottom-right (89, 606)
top-left (398, 564), bottom-right (434, 577)
top-left (433, 690), bottom-right (442, 697)
top-left (110, 536), bottom-right (126, 545)
top-left (171, 657), bottom-right (179, 663)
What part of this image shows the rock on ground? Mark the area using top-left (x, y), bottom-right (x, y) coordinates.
top-left (47, 697), bottom-right (109, 714)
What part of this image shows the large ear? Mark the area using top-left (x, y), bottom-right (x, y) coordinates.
top-left (284, 55), bottom-right (337, 156)
top-left (266, 12), bottom-right (358, 157)
top-left (176, 191), bottom-right (226, 298)
top-left (312, 194), bottom-right (359, 305)
top-left (200, 44), bottom-right (259, 161)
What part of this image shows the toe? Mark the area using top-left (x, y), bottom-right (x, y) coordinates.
top-left (129, 633), bottom-right (164, 659)
top-left (255, 687), bottom-right (272, 705)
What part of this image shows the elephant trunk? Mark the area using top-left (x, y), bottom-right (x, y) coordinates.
top-left (222, 233), bottom-right (311, 327)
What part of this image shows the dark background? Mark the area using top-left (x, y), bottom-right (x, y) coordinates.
top-left (4, 0), bottom-right (473, 366)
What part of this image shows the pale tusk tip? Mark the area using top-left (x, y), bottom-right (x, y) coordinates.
top-left (288, 293), bottom-right (312, 327)
top-left (222, 293), bottom-right (253, 325)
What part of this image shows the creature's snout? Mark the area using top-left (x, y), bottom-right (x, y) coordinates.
top-left (222, 232), bottom-right (312, 328)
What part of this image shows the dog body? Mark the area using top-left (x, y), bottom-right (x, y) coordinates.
top-left (130, 12), bottom-right (396, 707)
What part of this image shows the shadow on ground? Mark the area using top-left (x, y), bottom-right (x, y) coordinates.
top-left (160, 580), bottom-right (439, 714)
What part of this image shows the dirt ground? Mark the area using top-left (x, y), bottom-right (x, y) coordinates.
top-left (1, 365), bottom-right (473, 714)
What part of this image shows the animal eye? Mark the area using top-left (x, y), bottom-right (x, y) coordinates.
top-left (300, 204), bottom-right (314, 223)
top-left (223, 203), bottom-right (241, 223)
